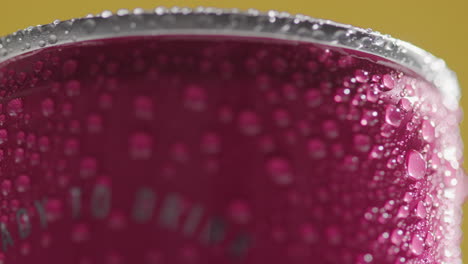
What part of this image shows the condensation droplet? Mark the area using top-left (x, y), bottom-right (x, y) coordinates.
top-left (325, 226), bottom-right (341, 245)
top-left (134, 96), bottom-right (154, 120)
top-left (355, 69), bottom-right (370, 83)
top-left (170, 142), bottom-right (189, 163)
top-left (385, 105), bottom-right (403, 127)
top-left (238, 111), bottom-right (261, 136)
top-left (415, 201), bottom-right (427, 219)
top-left (382, 74), bottom-right (395, 90)
top-left (48, 34), bottom-right (58, 44)
top-left (1, 180), bottom-right (11, 196)
top-left (380, 123), bottom-right (395, 138)
top-left (15, 174), bottom-right (30, 193)
top-left (422, 120), bottom-right (435, 142)
top-left (7, 98), bottom-right (23, 117)
top-left (81, 19), bottom-right (97, 33)
top-left (305, 89), bottom-right (322, 107)
top-left (0, 129), bottom-right (8, 145)
top-left (87, 114), bottom-right (103, 133)
top-left (391, 229), bottom-right (404, 245)
top-left (63, 59), bottom-right (78, 77)
top-left (227, 200), bottom-right (251, 224)
top-left (307, 138), bottom-right (326, 159)
top-left (322, 120), bottom-right (339, 139)
top-left (369, 145), bottom-right (384, 159)
top-left (266, 157), bottom-right (293, 186)
top-left (396, 205), bottom-right (409, 218)
top-left (183, 85), bottom-right (206, 112)
top-left (200, 132), bottom-right (220, 154)
top-left (80, 157), bottom-right (97, 178)
top-left (129, 132), bottom-right (153, 160)
top-left (65, 80), bottom-right (81, 97)
top-left (71, 223), bottom-right (90, 243)
top-left (407, 150), bottom-right (426, 180)
top-left (353, 134), bottom-right (371, 153)
top-left (399, 98), bottom-right (412, 111)
top-left (41, 98), bottom-right (55, 117)
top-left (300, 224), bottom-right (318, 244)
top-left (410, 234), bottom-right (424, 255)
top-left (64, 138), bottom-right (79, 156)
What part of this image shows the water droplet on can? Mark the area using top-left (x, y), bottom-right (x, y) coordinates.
top-left (266, 157), bottom-right (293, 186)
top-left (406, 150), bottom-right (426, 180)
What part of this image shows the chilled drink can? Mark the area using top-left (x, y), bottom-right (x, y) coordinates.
top-left (0, 7), bottom-right (464, 264)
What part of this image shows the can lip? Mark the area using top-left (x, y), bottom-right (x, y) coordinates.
top-left (0, 7), bottom-right (460, 109)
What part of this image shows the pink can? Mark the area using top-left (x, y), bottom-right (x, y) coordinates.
top-left (0, 7), bottom-right (464, 264)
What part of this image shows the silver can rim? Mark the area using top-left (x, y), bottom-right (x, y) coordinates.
top-left (0, 7), bottom-right (460, 109)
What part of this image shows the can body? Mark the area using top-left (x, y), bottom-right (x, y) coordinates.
top-left (0, 35), bottom-right (464, 264)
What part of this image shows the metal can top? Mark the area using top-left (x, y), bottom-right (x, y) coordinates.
top-left (0, 7), bottom-right (460, 109)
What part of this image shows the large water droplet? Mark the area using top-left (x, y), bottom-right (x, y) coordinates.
top-left (385, 105), bottom-right (402, 127)
top-left (422, 120), bottom-right (435, 142)
top-left (396, 205), bottom-right (409, 218)
top-left (398, 98), bottom-right (412, 111)
top-left (369, 145), bottom-right (384, 159)
top-left (365, 87), bottom-right (380, 103)
top-left (410, 234), bottom-right (424, 255)
top-left (380, 123), bottom-right (395, 138)
top-left (355, 69), bottom-right (370, 83)
top-left (406, 150), bottom-right (426, 180)
top-left (48, 34), bottom-right (58, 44)
top-left (426, 232), bottom-right (435, 247)
top-left (415, 201), bottom-right (427, 219)
top-left (382, 74), bottom-right (395, 90)
top-left (390, 229), bottom-right (403, 245)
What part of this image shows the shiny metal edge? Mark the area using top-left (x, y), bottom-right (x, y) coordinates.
top-left (0, 7), bottom-right (460, 109)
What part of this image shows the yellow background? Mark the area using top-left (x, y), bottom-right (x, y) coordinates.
top-left (1, 0), bottom-right (468, 260)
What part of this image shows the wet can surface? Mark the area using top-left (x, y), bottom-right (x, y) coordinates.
top-left (0, 8), bottom-right (464, 264)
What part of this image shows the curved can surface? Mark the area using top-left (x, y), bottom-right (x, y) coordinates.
top-left (0, 8), bottom-right (464, 264)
